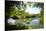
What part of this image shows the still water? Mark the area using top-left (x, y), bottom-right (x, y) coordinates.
top-left (7, 17), bottom-right (40, 28)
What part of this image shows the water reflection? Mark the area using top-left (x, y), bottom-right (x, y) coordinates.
top-left (8, 18), bottom-right (17, 25)
top-left (7, 17), bottom-right (40, 28)
top-left (23, 17), bottom-right (40, 26)
top-left (31, 17), bottom-right (40, 28)
top-left (31, 17), bottom-right (40, 25)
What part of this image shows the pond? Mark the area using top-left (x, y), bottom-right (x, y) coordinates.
top-left (23, 17), bottom-right (40, 28)
top-left (7, 17), bottom-right (40, 29)
top-left (30, 17), bottom-right (40, 29)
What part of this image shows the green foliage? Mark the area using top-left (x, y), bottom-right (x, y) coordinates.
top-left (6, 2), bottom-right (44, 29)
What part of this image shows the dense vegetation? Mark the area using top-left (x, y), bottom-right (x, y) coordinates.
top-left (5, 1), bottom-right (44, 29)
